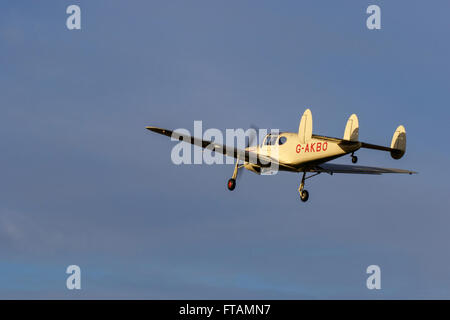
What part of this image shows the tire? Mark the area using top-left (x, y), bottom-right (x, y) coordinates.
top-left (300, 190), bottom-right (309, 202)
top-left (351, 155), bottom-right (358, 164)
top-left (227, 178), bottom-right (236, 191)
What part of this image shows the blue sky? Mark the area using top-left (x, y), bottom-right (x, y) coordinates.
top-left (0, 0), bottom-right (449, 298)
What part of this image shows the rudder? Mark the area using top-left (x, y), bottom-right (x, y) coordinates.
top-left (343, 114), bottom-right (359, 141)
top-left (298, 109), bottom-right (313, 144)
top-left (390, 125), bottom-right (406, 159)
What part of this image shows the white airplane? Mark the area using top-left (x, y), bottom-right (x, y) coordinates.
top-left (146, 109), bottom-right (416, 202)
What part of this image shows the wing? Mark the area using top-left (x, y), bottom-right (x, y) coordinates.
top-left (310, 163), bottom-right (417, 175)
top-left (146, 126), bottom-right (297, 170)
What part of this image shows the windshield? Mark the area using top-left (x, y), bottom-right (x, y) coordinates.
top-left (262, 134), bottom-right (279, 146)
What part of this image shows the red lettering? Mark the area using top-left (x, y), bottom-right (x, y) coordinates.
top-left (323, 142), bottom-right (328, 151)
top-left (296, 144), bottom-right (301, 153)
top-left (317, 142), bottom-right (322, 152)
top-left (305, 144), bottom-right (309, 152)
top-left (310, 143), bottom-right (315, 152)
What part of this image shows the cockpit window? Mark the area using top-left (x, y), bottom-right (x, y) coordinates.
top-left (278, 136), bottom-right (287, 145)
top-left (263, 134), bottom-right (280, 146)
top-left (270, 135), bottom-right (278, 145)
top-left (263, 134), bottom-right (271, 145)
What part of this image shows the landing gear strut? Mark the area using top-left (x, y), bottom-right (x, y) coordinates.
top-left (351, 153), bottom-right (358, 164)
top-left (227, 158), bottom-right (240, 191)
top-left (298, 171), bottom-right (322, 202)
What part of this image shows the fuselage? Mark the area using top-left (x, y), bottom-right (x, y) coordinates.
top-left (246, 132), bottom-right (361, 172)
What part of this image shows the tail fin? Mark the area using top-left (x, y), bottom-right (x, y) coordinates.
top-left (390, 125), bottom-right (406, 159)
top-left (298, 109), bottom-right (313, 144)
top-left (343, 114), bottom-right (359, 141)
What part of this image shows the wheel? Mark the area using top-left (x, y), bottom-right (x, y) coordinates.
top-left (351, 155), bottom-right (358, 164)
top-left (300, 189), bottom-right (309, 202)
top-left (227, 178), bottom-right (236, 191)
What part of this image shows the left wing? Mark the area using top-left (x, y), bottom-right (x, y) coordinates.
top-left (309, 163), bottom-right (417, 175)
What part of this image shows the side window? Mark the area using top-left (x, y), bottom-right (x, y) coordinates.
top-left (264, 135), bottom-right (271, 145)
top-left (279, 136), bottom-right (287, 145)
top-left (270, 135), bottom-right (278, 145)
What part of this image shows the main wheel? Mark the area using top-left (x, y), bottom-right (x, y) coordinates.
top-left (300, 189), bottom-right (309, 202)
top-left (351, 155), bottom-right (358, 164)
top-left (227, 178), bottom-right (236, 191)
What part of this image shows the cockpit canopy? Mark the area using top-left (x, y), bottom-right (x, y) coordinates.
top-left (262, 133), bottom-right (287, 146)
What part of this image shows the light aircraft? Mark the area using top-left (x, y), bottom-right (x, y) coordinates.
top-left (146, 109), bottom-right (416, 202)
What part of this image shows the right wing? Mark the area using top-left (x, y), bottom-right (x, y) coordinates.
top-left (146, 126), bottom-right (297, 170)
top-left (310, 163), bottom-right (417, 175)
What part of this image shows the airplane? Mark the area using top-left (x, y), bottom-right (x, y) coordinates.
top-left (146, 109), bottom-right (416, 202)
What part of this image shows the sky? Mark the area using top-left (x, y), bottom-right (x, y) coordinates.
top-left (0, 0), bottom-right (450, 299)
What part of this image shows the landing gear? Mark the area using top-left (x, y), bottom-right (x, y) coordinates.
top-left (227, 178), bottom-right (236, 191)
top-left (300, 189), bottom-right (309, 202)
top-left (351, 153), bottom-right (358, 164)
top-left (227, 158), bottom-right (240, 191)
top-left (298, 172), bottom-right (309, 202)
top-left (298, 171), bottom-right (322, 202)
